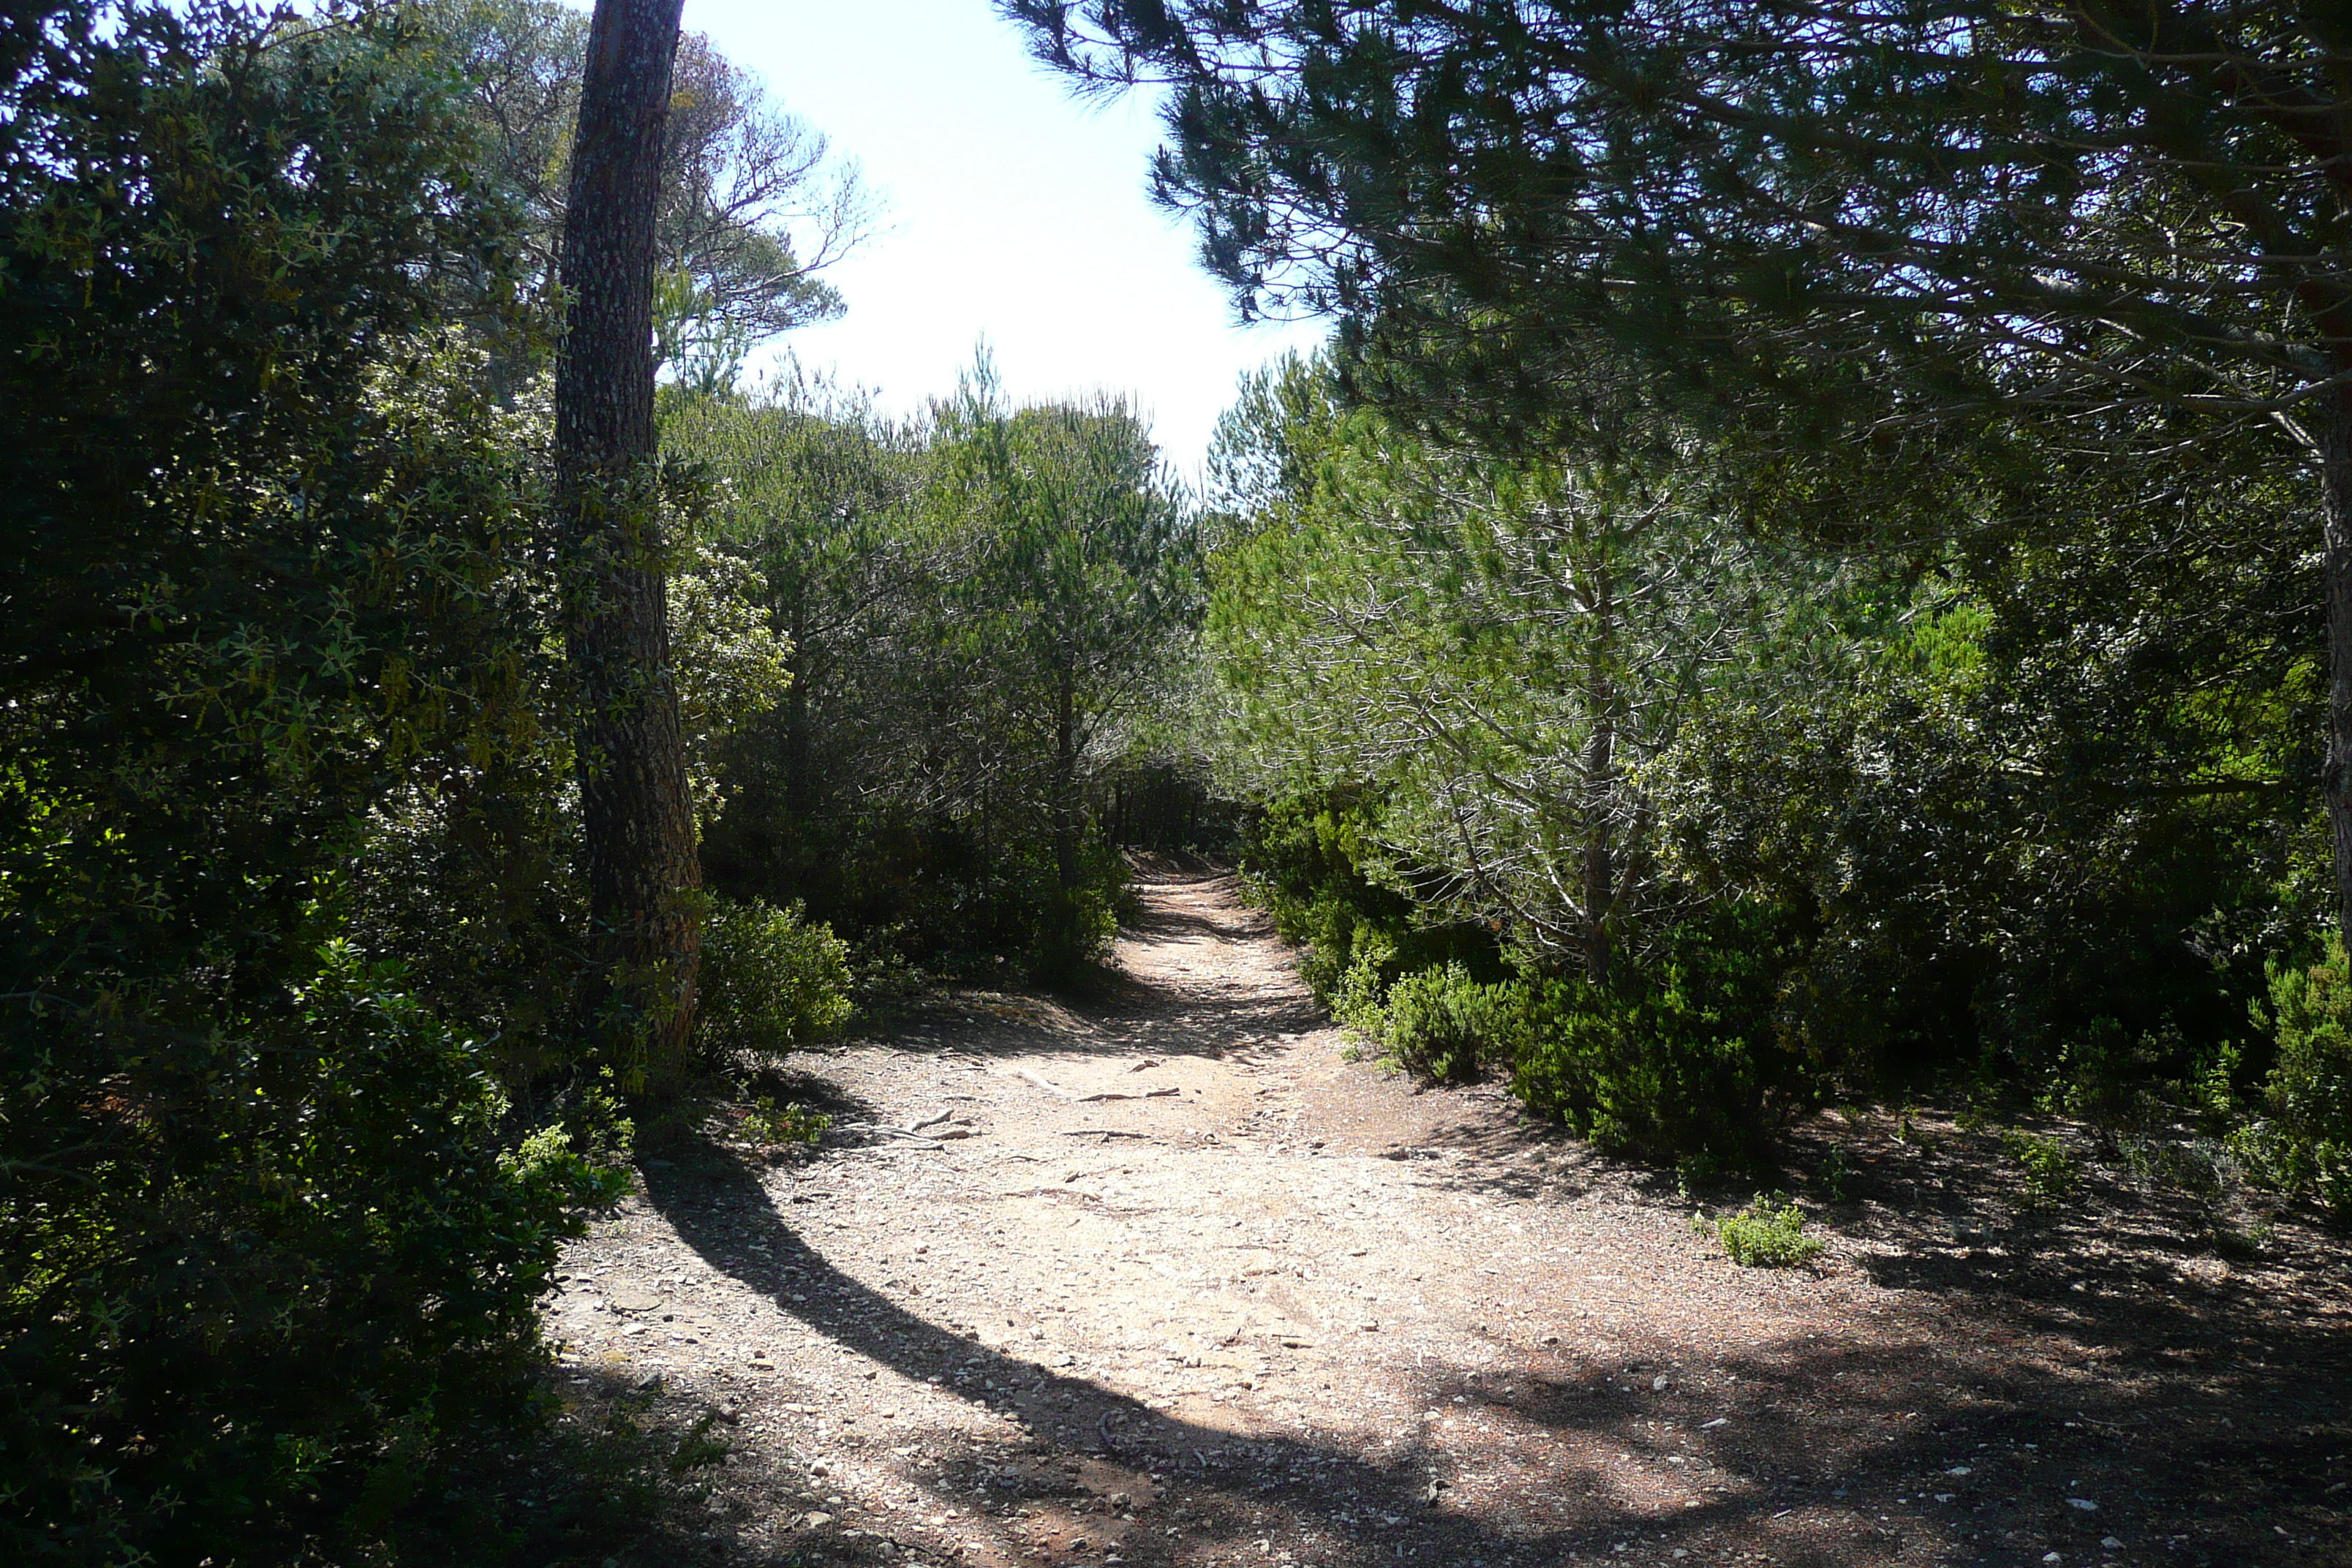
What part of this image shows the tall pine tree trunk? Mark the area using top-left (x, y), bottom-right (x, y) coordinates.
top-left (555, 0), bottom-right (699, 1090)
top-left (2320, 385), bottom-right (2352, 958)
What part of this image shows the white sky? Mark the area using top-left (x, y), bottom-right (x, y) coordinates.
top-left (676, 0), bottom-right (1330, 478)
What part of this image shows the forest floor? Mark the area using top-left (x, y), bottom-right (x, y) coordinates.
top-left (550, 865), bottom-right (2352, 1568)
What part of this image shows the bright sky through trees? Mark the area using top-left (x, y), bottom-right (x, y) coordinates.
top-left (674, 0), bottom-right (1328, 475)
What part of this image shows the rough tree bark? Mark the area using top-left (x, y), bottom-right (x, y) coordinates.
top-left (555, 0), bottom-right (699, 1088)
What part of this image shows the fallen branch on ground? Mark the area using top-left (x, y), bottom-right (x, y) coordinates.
top-left (1010, 1067), bottom-right (1180, 1103)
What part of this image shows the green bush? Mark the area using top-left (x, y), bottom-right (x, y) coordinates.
top-left (1695, 1195), bottom-right (1825, 1267)
top-left (0, 9), bottom-right (647, 1557)
top-left (2, 946), bottom-right (625, 1562)
top-left (1333, 930), bottom-right (1400, 1033)
top-left (2240, 936), bottom-right (2352, 1215)
top-left (1380, 961), bottom-right (1529, 1083)
top-left (696, 897), bottom-right (854, 1062)
top-left (1511, 904), bottom-right (1801, 1161)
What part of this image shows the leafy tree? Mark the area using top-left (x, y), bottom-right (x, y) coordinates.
top-left (665, 377), bottom-right (927, 832)
top-left (1006, 0), bottom-right (2352, 945)
top-left (667, 370), bottom-right (1202, 975)
top-left (1207, 355), bottom-right (1850, 981)
top-left (931, 375), bottom-right (1202, 964)
top-left (1, 6), bottom-right (617, 1556)
top-left (417, 0), bottom-right (871, 386)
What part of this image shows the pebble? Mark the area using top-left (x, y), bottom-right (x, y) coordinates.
top-left (2067, 1498), bottom-right (2098, 1511)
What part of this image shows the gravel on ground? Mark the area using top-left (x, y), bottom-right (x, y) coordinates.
top-left (550, 867), bottom-right (2352, 1568)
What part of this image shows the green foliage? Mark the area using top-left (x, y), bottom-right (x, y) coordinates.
top-left (671, 365), bottom-right (1201, 979)
top-left (740, 1096), bottom-right (834, 1147)
top-left (670, 531), bottom-right (796, 818)
top-left (1819, 1145), bottom-right (1858, 1202)
top-left (417, 0), bottom-right (868, 387)
top-left (1237, 786), bottom-right (1422, 1009)
top-left (2238, 938), bottom-right (2352, 1215)
top-left (2000, 1128), bottom-right (2082, 1209)
top-left (695, 897), bottom-right (855, 1061)
top-left (2, 934), bottom-right (623, 1562)
top-left (1512, 905), bottom-right (1803, 1162)
top-left (1694, 1196), bottom-right (1825, 1269)
top-left (1013, 4), bottom-right (2347, 529)
top-left (0, 7), bottom-right (627, 1556)
top-left (1379, 962), bottom-right (1528, 1085)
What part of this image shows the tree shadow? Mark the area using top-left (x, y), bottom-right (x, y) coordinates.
top-left (631, 1134), bottom-right (2350, 1568)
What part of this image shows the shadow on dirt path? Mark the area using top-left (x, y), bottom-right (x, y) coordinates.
top-left (557, 867), bottom-right (2352, 1568)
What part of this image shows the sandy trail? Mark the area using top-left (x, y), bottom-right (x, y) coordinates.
top-left (552, 867), bottom-right (2352, 1568)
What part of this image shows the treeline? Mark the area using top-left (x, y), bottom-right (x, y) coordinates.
top-left (0, 2), bottom-right (1194, 1560)
top-left (671, 372), bottom-right (1197, 986)
top-left (1012, 0), bottom-right (2352, 1207)
top-left (1196, 355), bottom-right (2345, 1189)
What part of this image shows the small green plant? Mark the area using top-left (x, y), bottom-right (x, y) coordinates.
top-left (2203, 1215), bottom-right (2274, 1260)
top-left (741, 1096), bottom-right (831, 1147)
top-left (2001, 1127), bottom-right (2081, 1207)
top-left (1693, 1194), bottom-right (1825, 1267)
top-left (668, 1411), bottom-right (732, 1477)
top-left (1333, 932), bottom-right (1398, 1036)
top-left (2114, 1132), bottom-right (2225, 1198)
top-left (1675, 1150), bottom-right (1722, 1199)
top-left (1820, 1144), bottom-right (1858, 1201)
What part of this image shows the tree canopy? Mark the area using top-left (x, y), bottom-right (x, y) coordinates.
top-left (1006, 0), bottom-right (2352, 946)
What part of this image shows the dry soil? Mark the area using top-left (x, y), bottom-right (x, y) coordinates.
top-left (550, 866), bottom-right (2352, 1568)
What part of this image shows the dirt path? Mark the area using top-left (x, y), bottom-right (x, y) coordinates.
top-left (553, 868), bottom-right (2352, 1568)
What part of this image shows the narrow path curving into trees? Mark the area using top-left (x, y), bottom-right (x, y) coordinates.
top-left (554, 867), bottom-right (2352, 1568)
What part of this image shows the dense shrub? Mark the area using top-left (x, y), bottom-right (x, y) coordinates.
top-left (0, 9), bottom-right (625, 1557)
top-left (1238, 788), bottom-right (1506, 1018)
top-left (695, 896), bottom-right (855, 1061)
top-left (2000, 1127), bottom-right (2083, 1208)
top-left (672, 381), bottom-right (1196, 981)
top-left (1507, 905), bottom-right (1803, 1161)
top-left (3, 949), bottom-right (623, 1561)
top-left (2239, 938), bottom-right (2352, 1215)
top-left (1379, 961), bottom-right (1528, 1083)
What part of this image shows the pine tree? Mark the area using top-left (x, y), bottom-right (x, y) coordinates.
top-left (1006, 0), bottom-right (2352, 940)
top-left (554, 0), bottom-right (701, 1087)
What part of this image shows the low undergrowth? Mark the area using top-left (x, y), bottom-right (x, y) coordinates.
top-left (1695, 1195), bottom-right (1825, 1268)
